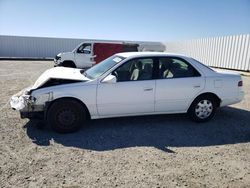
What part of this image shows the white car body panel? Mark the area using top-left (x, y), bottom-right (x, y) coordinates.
top-left (32, 67), bottom-right (89, 89)
top-left (203, 74), bottom-right (244, 107)
top-left (155, 77), bottom-right (205, 112)
top-left (30, 81), bottom-right (99, 117)
top-left (97, 80), bottom-right (155, 116)
top-left (10, 52), bottom-right (244, 120)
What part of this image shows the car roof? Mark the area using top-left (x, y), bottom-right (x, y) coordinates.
top-left (116, 52), bottom-right (190, 59)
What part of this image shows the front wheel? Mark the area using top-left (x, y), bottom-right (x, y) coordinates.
top-left (61, 61), bottom-right (76, 68)
top-left (188, 96), bottom-right (217, 122)
top-left (47, 99), bottom-right (86, 133)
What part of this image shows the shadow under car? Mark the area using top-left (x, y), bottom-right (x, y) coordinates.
top-left (24, 106), bottom-right (250, 152)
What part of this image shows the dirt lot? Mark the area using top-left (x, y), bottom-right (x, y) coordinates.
top-left (0, 60), bottom-right (250, 188)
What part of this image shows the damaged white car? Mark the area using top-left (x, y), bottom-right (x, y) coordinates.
top-left (10, 52), bottom-right (244, 133)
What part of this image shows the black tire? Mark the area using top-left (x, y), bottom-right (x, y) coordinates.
top-left (188, 95), bottom-right (217, 122)
top-left (62, 61), bottom-right (76, 68)
top-left (36, 121), bottom-right (45, 129)
top-left (47, 99), bottom-right (85, 133)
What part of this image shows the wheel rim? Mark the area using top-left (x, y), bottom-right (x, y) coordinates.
top-left (195, 100), bottom-right (213, 119)
top-left (56, 109), bottom-right (77, 128)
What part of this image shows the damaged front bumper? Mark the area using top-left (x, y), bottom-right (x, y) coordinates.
top-left (10, 87), bottom-right (51, 119)
top-left (11, 96), bottom-right (43, 119)
top-left (54, 58), bottom-right (62, 67)
top-left (10, 87), bottom-right (33, 110)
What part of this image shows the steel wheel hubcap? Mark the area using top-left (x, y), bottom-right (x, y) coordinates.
top-left (57, 109), bottom-right (76, 127)
top-left (195, 100), bottom-right (213, 119)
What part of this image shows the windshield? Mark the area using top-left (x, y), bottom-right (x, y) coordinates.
top-left (83, 55), bottom-right (125, 79)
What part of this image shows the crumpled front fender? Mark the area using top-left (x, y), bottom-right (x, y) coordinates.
top-left (10, 95), bottom-right (31, 110)
top-left (10, 87), bottom-right (33, 110)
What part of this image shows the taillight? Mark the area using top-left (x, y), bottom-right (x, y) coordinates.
top-left (238, 81), bottom-right (243, 87)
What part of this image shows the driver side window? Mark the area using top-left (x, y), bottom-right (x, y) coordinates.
top-left (77, 43), bottom-right (91, 54)
top-left (112, 58), bottom-right (153, 82)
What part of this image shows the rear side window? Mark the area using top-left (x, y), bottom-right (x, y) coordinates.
top-left (191, 58), bottom-right (215, 72)
top-left (158, 57), bottom-right (200, 79)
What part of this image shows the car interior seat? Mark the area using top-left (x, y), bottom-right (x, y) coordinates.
top-left (139, 63), bottom-right (152, 80)
top-left (130, 61), bottom-right (142, 80)
top-left (160, 59), bottom-right (173, 78)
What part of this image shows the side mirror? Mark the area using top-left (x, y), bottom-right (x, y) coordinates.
top-left (102, 74), bottom-right (117, 84)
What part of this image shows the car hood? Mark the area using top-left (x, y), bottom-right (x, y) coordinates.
top-left (60, 52), bottom-right (72, 56)
top-left (32, 67), bottom-right (89, 90)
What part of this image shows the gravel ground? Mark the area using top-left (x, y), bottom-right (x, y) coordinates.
top-left (0, 60), bottom-right (249, 188)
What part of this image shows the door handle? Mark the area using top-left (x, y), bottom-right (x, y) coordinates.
top-left (193, 85), bottom-right (201, 88)
top-left (144, 88), bottom-right (153, 91)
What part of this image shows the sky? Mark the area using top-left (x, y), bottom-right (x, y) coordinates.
top-left (0, 0), bottom-right (250, 42)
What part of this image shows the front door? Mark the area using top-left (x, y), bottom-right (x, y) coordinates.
top-left (74, 43), bottom-right (92, 68)
top-left (97, 57), bottom-right (156, 116)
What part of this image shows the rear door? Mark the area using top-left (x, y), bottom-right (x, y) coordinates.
top-left (93, 43), bottom-right (123, 64)
top-left (155, 57), bottom-right (205, 112)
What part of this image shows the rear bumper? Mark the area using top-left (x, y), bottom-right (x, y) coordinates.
top-left (239, 90), bottom-right (244, 100)
top-left (220, 91), bottom-right (244, 107)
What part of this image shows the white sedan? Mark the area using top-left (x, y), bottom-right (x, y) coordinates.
top-left (10, 52), bottom-right (244, 133)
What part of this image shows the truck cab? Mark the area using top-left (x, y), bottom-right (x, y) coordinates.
top-left (54, 42), bottom-right (139, 68)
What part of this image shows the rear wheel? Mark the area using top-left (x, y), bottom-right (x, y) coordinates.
top-left (47, 99), bottom-right (85, 133)
top-left (188, 96), bottom-right (217, 122)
